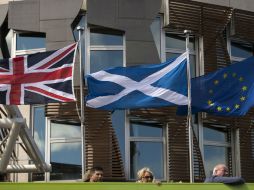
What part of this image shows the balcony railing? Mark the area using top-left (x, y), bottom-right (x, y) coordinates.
top-left (0, 182), bottom-right (253, 190)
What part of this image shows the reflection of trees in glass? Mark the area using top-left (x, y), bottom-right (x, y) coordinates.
top-left (50, 142), bottom-right (82, 180)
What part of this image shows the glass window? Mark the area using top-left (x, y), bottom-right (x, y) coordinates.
top-left (33, 106), bottom-right (46, 158)
top-left (16, 32), bottom-right (46, 50)
top-left (204, 145), bottom-right (229, 177)
top-left (90, 29), bottom-right (123, 46)
top-left (203, 126), bottom-right (231, 177)
top-left (165, 33), bottom-right (197, 77)
top-left (129, 122), bottom-right (165, 180)
top-left (51, 123), bottom-right (81, 139)
top-left (50, 142), bottom-right (82, 180)
top-left (231, 40), bottom-right (253, 59)
top-left (130, 123), bottom-right (163, 137)
top-left (130, 141), bottom-right (163, 179)
top-left (204, 127), bottom-right (229, 143)
top-left (49, 121), bottom-right (82, 181)
top-left (166, 33), bottom-right (195, 52)
top-left (32, 106), bottom-right (46, 181)
top-left (90, 50), bottom-right (123, 73)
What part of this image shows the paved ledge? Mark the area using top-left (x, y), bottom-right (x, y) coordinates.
top-left (0, 182), bottom-right (253, 190)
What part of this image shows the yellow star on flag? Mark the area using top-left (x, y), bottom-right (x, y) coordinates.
top-left (242, 86), bottom-right (247, 91)
top-left (223, 73), bottom-right (228, 79)
top-left (214, 80), bottom-right (219, 85)
top-left (239, 77), bottom-right (244, 82)
top-left (207, 100), bottom-right (214, 106)
top-left (235, 104), bottom-right (240, 109)
top-left (226, 107), bottom-right (231, 111)
top-left (217, 106), bottom-right (222, 111)
top-left (240, 96), bottom-right (246, 101)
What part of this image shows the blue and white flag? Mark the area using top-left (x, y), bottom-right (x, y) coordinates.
top-left (86, 52), bottom-right (188, 110)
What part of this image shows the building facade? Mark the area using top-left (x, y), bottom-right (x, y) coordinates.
top-left (0, 0), bottom-right (253, 182)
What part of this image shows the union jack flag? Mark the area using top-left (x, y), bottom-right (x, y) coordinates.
top-left (0, 43), bottom-right (77, 105)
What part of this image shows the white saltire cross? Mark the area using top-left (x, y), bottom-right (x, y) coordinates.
top-left (87, 52), bottom-right (188, 108)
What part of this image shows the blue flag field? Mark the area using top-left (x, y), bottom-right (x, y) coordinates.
top-left (86, 53), bottom-right (188, 110)
top-left (178, 55), bottom-right (254, 116)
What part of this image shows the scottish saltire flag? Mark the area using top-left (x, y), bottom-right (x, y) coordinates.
top-left (178, 56), bottom-right (254, 116)
top-left (86, 52), bottom-right (188, 110)
top-left (0, 43), bottom-right (77, 105)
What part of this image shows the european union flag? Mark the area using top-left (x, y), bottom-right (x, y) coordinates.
top-left (86, 53), bottom-right (188, 111)
top-left (178, 56), bottom-right (254, 116)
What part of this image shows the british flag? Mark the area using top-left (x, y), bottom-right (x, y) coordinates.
top-left (0, 43), bottom-right (77, 105)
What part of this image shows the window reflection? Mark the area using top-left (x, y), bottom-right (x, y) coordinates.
top-left (130, 123), bottom-right (162, 137)
top-left (204, 127), bottom-right (229, 143)
top-left (166, 33), bottom-right (195, 51)
top-left (33, 106), bottom-right (46, 158)
top-left (203, 125), bottom-right (231, 178)
top-left (90, 29), bottom-right (123, 46)
top-left (50, 142), bottom-right (82, 180)
top-left (130, 142), bottom-right (163, 179)
top-left (32, 106), bottom-right (46, 181)
top-left (204, 145), bottom-right (229, 177)
top-left (50, 122), bottom-right (81, 139)
top-left (90, 50), bottom-right (123, 73)
top-left (16, 32), bottom-right (46, 50)
top-left (231, 41), bottom-right (253, 59)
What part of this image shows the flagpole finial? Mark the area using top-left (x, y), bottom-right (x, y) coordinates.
top-left (184, 30), bottom-right (191, 34)
top-left (77, 26), bottom-right (85, 31)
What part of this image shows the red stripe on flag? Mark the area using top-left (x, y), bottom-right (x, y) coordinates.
top-left (10, 57), bottom-right (25, 104)
top-left (25, 86), bottom-right (75, 102)
top-left (37, 43), bottom-right (77, 70)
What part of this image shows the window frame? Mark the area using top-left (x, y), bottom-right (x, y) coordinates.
top-left (45, 119), bottom-right (82, 182)
top-left (201, 124), bottom-right (236, 177)
top-left (12, 30), bottom-right (46, 57)
top-left (126, 120), bottom-right (167, 181)
top-left (87, 26), bottom-right (126, 74)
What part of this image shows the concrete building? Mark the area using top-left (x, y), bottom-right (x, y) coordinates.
top-left (0, 0), bottom-right (253, 182)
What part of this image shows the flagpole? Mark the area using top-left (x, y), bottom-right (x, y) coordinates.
top-left (184, 29), bottom-right (194, 183)
top-left (77, 26), bottom-right (86, 180)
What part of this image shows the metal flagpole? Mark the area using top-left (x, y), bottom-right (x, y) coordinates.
top-left (77, 26), bottom-right (85, 180)
top-left (184, 29), bottom-right (194, 183)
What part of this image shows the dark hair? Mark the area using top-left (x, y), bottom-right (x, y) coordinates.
top-left (90, 166), bottom-right (103, 174)
top-left (83, 166), bottom-right (104, 182)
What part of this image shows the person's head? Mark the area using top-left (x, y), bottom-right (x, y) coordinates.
top-left (88, 166), bottom-right (104, 182)
top-left (213, 164), bottom-right (228, 177)
top-left (137, 167), bottom-right (154, 183)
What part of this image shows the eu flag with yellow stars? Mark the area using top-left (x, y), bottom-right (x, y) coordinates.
top-left (178, 55), bottom-right (254, 116)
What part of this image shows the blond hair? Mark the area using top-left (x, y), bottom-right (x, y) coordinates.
top-left (137, 167), bottom-right (154, 180)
